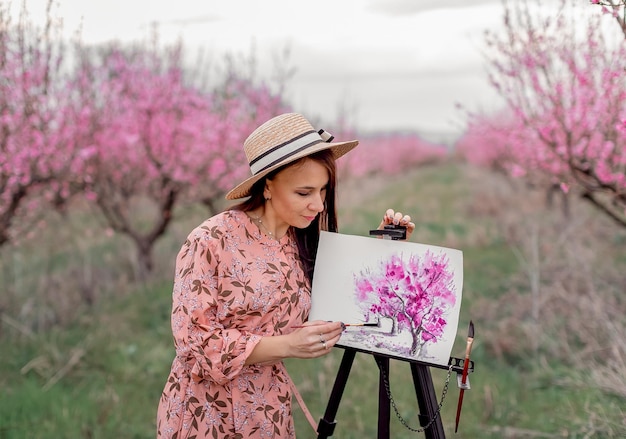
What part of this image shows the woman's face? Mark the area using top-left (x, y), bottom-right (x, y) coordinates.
top-left (265, 157), bottom-right (329, 229)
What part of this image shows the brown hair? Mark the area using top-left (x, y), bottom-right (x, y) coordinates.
top-left (229, 149), bottom-right (338, 281)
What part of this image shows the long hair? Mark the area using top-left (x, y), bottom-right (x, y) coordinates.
top-left (229, 149), bottom-right (338, 282)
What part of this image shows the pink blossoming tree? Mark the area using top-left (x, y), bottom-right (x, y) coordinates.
top-left (590, 0), bottom-right (626, 37)
top-left (454, 112), bottom-right (519, 174)
top-left (69, 42), bottom-right (287, 278)
top-left (0, 1), bottom-right (87, 245)
top-left (464, 0), bottom-right (626, 227)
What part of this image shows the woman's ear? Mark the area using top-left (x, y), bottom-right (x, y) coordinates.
top-left (263, 181), bottom-right (272, 201)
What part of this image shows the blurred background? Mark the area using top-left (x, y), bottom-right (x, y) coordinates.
top-left (17, 0), bottom-right (505, 140)
top-left (1, 0), bottom-right (625, 437)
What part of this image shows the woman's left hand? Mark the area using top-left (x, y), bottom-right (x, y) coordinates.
top-left (378, 208), bottom-right (416, 241)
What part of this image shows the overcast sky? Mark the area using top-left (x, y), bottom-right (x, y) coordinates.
top-left (20, 0), bottom-right (515, 140)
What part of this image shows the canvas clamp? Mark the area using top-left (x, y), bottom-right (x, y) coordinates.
top-left (369, 224), bottom-right (407, 240)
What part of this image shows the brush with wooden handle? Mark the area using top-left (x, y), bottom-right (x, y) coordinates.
top-left (455, 320), bottom-right (474, 433)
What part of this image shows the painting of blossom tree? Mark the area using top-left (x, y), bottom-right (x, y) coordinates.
top-left (310, 231), bottom-right (463, 366)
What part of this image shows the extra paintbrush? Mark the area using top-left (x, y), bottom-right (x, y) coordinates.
top-left (454, 320), bottom-right (475, 433)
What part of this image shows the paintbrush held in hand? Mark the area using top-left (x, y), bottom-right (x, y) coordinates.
top-left (291, 321), bottom-right (380, 329)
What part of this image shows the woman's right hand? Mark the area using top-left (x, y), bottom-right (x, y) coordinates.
top-left (245, 320), bottom-right (344, 365)
top-left (287, 320), bottom-right (344, 358)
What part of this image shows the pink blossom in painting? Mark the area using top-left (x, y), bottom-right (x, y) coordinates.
top-left (353, 251), bottom-right (457, 356)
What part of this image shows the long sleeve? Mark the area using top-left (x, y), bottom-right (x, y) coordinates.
top-left (171, 227), bottom-right (263, 385)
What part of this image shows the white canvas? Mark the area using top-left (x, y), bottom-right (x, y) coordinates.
top-left (310, 231), bottom-right (463, 367)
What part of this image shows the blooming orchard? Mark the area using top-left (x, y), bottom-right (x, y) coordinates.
top-left (1, 1), bottom-right (447, 278)
top-left (337, 133), bottom-right (448, 180)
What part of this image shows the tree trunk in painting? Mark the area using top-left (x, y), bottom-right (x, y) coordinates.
top-left (390, 317), bottom-right (397, 335)
top-left (409, 321), bottom-right (422, 356)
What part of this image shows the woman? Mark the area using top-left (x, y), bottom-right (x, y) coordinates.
top-left (156, 113), bottom-right (415, 438)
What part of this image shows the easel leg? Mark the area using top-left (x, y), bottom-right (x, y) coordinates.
top-left (411, 363), bottom-right (446, 439)
top-left (317, 349), bottom-right (357, 438)
top-left (375, 355), bottom-right (391, 439)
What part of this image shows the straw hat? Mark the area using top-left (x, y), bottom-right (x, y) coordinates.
top-left (225, 113), bottom-right (359, 200)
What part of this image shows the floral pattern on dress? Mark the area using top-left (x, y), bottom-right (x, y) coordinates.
top-left (157, 210), bottom-right (311, 439)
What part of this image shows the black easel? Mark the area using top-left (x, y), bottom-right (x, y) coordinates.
top-left (316, 347), bottom-right (472, 439)
top-left (315, 225), bottom-right (473, 438)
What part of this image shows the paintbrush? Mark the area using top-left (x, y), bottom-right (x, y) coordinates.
top-left (455, 320), bottom-right (474, 433)
top-left (291, 321), bottom-right (380, 329)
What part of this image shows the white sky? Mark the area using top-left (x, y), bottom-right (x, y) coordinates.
top-left (18, 0), bottom-right (514, 140)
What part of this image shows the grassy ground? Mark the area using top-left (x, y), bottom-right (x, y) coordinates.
top-left (1, 162), bottom-right (625, 438)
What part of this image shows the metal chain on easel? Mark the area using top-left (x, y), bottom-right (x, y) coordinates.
top-left (378, 361), bottom-right (453, 433)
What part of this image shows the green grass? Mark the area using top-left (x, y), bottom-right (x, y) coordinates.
top-left (1, 162), bottom-right (625, 438)
top-left (0, 283), bottom-right (174, 439)
top-left (3, 328), bottom-right (618, 438)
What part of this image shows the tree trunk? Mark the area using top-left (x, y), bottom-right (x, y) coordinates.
top-left (545, 183), bottom-right (570, 219)
top-left (135, 238), bottom-right (154, 282)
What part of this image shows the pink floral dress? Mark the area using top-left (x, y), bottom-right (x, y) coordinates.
top-left (157, 210), bottom-right (311, 438)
